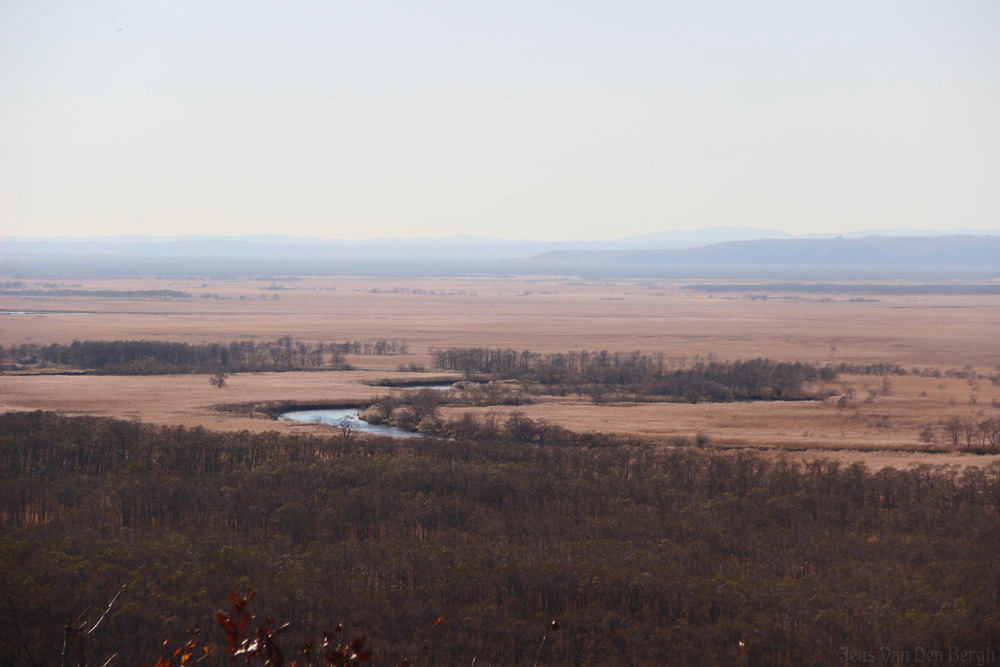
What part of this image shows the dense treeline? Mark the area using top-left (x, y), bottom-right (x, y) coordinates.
top-left (0, 288), bottom-right (192, 299)
top-left (0, 337), bottom-right (409, 374)
top-left (825, 361), bottom-right (908, 376)
top-left (431, 348), bottom-right (834, 401)
top-left (682, 282), bottom-right (1000, 295)
top-left (2, 412), bottom-right (999, 665)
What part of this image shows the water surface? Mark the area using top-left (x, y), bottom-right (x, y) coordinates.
top-left (278, 408), bottom-right (422, 438)
top-left (375, 383), bottom-right (454, 391)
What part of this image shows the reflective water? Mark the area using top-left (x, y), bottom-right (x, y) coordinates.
top-left (376, 383), bottom-right (454, 391)
top-left (278, 408), bottom-right (422, 438)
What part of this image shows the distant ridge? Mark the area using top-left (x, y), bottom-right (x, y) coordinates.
top-left (4, 226), bottom-right (998, 254)
top-left (532, 235), bottom-right (1000, 267)
top-left (617, 226), bottom-right (797, 245)
top-left (3, 231), bottom-right (999, 279)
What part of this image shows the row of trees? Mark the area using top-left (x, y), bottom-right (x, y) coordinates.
top-left (682, 282), bottom-right (1000, 295)
top-left (331, 339), bottom-right (408, 356)
top-left (0, 337), bottom-right (410, 374)
top-left (921, 416), bottom-right (1000, 451)
top-left (2, 411), bottom-right (999, 665)
top-left (430, 348), bottom-right (835, 401)
top-left (825, 361), bottom-right (908, 376)
top-left (0, 288), bottom-right (191, 299)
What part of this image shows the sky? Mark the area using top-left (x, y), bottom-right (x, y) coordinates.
top-left (1, 1), bottom-right (998, 241)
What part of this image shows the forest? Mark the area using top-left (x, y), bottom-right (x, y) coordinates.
top-left (1, 411), bottom-right (998, 665)
top-left (0, 338), bottom-right (408, 374)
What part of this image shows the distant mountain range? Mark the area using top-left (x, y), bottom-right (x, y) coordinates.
top-left (532, 235), bottom-right (1000, 267)
top-left (2, 229), bottom-right (998, 279)
top-left (622, 227), bottom-right (1000, 245)
top-left (3, 227), bottom-right (999, 261)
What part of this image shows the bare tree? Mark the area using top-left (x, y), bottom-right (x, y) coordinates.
top-left (482, 409), bottom-right (505, 436)
top-left (980, 418), bottom-right (1000, 450)
top-left (338, 416), bottom-right (355, 440)
top-left (942, 416), bottom-right (963, 447)
top-left (961, 419), bottom-right (978, 448)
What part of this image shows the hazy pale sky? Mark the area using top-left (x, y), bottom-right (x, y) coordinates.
top-left (2, 1), bottom-right (998, 240)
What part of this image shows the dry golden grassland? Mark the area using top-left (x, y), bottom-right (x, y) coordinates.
top-left (2, 276), bottom-right (999, 468)
top-left (0, 370), bottom-right (455, 433)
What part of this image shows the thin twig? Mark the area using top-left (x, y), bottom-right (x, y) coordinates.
top-left (532, 630), bottom-right (548, 667)
top-left (61, 623), bottom-right (69, 667)
top-left (84, 584), bottom-right (126, 636)
top-left (72, 601), bottom-right (97, 629)
top-left (533, 621), bottom-right (559, 667)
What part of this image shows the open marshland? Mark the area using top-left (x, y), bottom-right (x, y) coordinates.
top-left (2, 276), bottom-right (999, 467)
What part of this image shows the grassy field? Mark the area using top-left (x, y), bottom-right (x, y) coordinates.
top-left (2, 276), bottom-right (999, 467)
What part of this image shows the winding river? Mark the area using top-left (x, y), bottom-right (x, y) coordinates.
top-left (278, 408), bottom-right (422, 438)
top-left (277, 382), bottom-right (456, 437)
